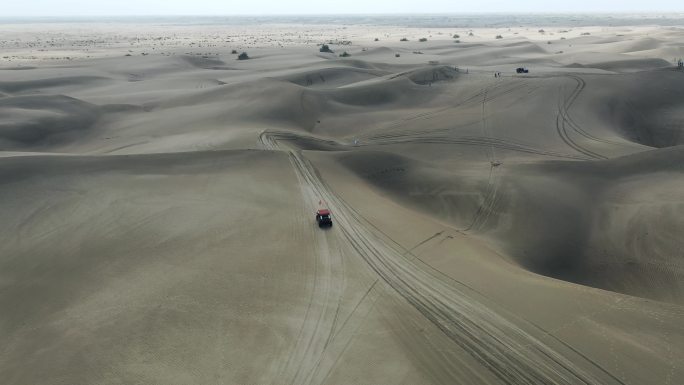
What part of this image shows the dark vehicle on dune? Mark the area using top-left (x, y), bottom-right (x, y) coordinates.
top-left (516, 67), bottom-right (529, 73)
top-left (316, 209), bottom-right (333, 228)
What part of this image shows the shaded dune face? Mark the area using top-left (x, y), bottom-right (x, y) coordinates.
top-left (332, 150), bottom-right (484, 230)
top-left (0, 95), bottom-right (100, 149)
top-left (587, 71), bottom-right (684, 148)
top-left (504, 152), bottom-right (684, 304)
top-left (278, 65), bottom-right (459, 89)
top-left (277, 67), bottom-right (387, 88)
top-left (329, 147), bottom-right (684, 304)
top-left (405, 66), bottom-right (460, 85)
top-left (0, 76), bottom-right (109, 94)
top-left (268, 70), bottom-right (684, 304)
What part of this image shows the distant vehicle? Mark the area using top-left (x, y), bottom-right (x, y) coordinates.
top-left (516, 67), bottom-right (529, 74)
top-left (316, 209), bottom-right (333, 228)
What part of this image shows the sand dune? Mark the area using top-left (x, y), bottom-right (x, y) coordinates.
top-left (0, 76), bottom-right (110, 94)
top-left (0, 95), bottom-right (101, 149)
top-left (1, 18), bottom-right (683, 385)
top-left (278, 67), bottom-right (386, 88)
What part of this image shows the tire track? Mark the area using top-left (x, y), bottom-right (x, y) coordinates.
top-left (263, 130), bottom-right (591, 161)
top-left (311, 279), bottom-right (382, 385)
top-left (562, 75), bottom-right (623, 147)
top-left (367, 135), bottom-right (590, 160)
top-left (555, 76), bottom-right (609, 160)
top-left (555, 88), bottom-right (607, 160)
top-left (262, 131), bottom-right (622, 385)
top-left (464, 83), bottom-right (501, 232)
top-left (464, 166), bottom-right (502, 232)
top-left (262, 135), bottom-right (388, 385)
top-left (357, 80), bottom-right (529, 136)
top-left (273, 149), bottom-right (346, 385)
top-left (359, 82), bottom-right (541, 143)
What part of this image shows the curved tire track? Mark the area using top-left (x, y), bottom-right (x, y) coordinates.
top-left (562, 75), bottom-right (624, 147)
top-left (264, 129), bottom-right (591, 161)
top-left (555, 76), bottom-right (610, 160)
top-left (261, 131), bottom-right (622, 385)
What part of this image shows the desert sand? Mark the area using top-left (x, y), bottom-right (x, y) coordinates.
top-left (1, 15), bottom-right (684, 384)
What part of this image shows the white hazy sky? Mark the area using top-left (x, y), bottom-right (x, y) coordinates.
top-left (4, 0), bottom-right (683, 16)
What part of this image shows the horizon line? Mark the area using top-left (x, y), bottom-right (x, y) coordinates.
top-left (3, 11), bottom-right (684, 18)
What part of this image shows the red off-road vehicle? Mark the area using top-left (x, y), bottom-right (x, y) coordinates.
top-left (316, 209), bottom-right (333, 228)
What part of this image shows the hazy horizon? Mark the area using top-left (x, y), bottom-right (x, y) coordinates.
top-left (3, 13), bottom-right (684, 28)
top-left (4, 0), bottom-right (684, 17)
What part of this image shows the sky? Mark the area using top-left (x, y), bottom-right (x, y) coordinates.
top-left (4, 0), bottom-right (684, 16)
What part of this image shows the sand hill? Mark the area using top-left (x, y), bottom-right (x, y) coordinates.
top-left (1, 18), bottom-right (683, 385)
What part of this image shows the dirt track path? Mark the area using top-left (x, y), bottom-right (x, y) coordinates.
top-left (260, 131), bottom-right (626, 385)
top-left (274, 161), bottom-right (346, 385)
